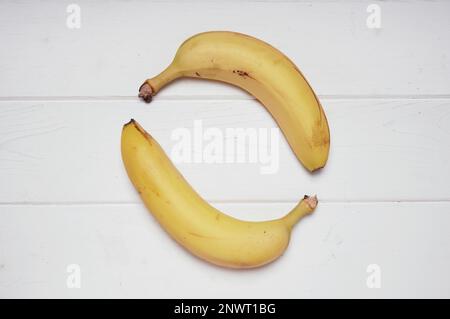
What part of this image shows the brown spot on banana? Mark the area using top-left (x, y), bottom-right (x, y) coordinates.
top-left (232, 70), bottom-right (252, 79)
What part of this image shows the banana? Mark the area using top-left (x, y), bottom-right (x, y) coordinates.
top-left (121, 119), bottom-right (318, 268)
top-left (139, 31), bottom-right (330, 172)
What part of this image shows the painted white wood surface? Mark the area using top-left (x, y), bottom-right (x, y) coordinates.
top-left (0, 99), bottom-right (449, 202)
top-left (0, 0), bottom-right (449, 298)
top-left (0, 0), bottom-right (449, 97)
top-left (1, 202), bottom-right (449, 298)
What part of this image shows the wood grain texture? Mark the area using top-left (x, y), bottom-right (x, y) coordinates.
top-left (1, 202), bottom-right (449, 298)
top-left (0, 1), bottom-right (449, 97)
top-left (0, 0), bottom-right (449, 298)
top-left (1, 99), bottom-right (449, 202)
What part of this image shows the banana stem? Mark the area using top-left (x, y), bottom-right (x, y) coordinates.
top-left (139, 64), bottom-right (180, 103)
top-left (282, 195), bottom-right (317, 229)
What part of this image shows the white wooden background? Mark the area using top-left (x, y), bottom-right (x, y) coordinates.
top-left (1, 0), bottom-right (449, 298)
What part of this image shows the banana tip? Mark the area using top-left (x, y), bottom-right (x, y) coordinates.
top-left (138, 82), bottom-right (153, 103)
top-left (309, 163), bottom-right (326, 173)
top-left (303, 195), bottom-right (318, 210)
top-left (124, 119), bottom-right (136, 127)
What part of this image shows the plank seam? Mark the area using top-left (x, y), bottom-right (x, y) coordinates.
top-left (0, 199), bottom-right (450, 206)
top-left (0, 95), bottom-right (450, 102)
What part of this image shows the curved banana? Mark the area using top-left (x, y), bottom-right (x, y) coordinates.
top-left (139, 31), bottom-right (330, 172)
top-left (122, 120), bottom-right (317, 268)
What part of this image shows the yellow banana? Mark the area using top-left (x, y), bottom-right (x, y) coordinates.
top-left (139, 31), bottom-right (330, 172)
top-left (121, 119), bottom-right (318, 268)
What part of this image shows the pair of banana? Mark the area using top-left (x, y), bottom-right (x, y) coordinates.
top-left (122, 31), bottom-right (330, 268)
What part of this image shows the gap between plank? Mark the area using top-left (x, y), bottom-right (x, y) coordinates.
top-left (0, 199), bottom-right (449, 207)
top-left (0, 94), bottom-right (450, 102)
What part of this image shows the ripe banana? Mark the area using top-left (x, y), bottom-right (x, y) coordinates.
top-left (121, 119), bottom-right (318, 268)
top-left (139, 31), bottom-right (330, 172)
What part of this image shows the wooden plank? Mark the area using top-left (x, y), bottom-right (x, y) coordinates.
top-left (0, 202), bottom-right (449, 298)
top-left (0, 1), bottom-right (449, 97)
top-left (0, 99), bottom-right (449, 202)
